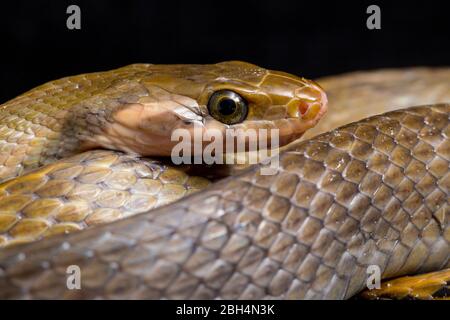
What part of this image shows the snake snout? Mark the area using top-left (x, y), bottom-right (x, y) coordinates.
top-left (290, 81), bottom-right (328, 121)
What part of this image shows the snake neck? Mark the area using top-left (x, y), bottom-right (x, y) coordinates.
top-left (0, 106), bottom-right (115, 183)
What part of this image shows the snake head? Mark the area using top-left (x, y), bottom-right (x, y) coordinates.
top-left (202, 61), bottom-right (328, 147)
top-left (105, 61), bottom-right (327, 157)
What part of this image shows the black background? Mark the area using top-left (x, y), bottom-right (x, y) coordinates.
top-left (0, 0), bottom-right (449, 102)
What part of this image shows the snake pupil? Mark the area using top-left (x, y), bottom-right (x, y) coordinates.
top-left (218, 99), bottom-right (236, 116)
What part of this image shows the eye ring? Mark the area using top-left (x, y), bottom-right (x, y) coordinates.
top-left (207, 90), bottom-right (248, 125)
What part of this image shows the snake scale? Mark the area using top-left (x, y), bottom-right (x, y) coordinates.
top-left (0, 62), bottom-right (448, 299)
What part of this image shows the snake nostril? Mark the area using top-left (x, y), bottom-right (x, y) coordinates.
top-left (298, 101), bottom-right (310, 116)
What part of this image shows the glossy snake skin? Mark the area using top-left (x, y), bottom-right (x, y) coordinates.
top-left (0, 64), bottom-right (448, 299)
top-left (0, 62), bottom-right (327, 247)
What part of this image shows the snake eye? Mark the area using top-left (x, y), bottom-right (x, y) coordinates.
top-left (208, 90), bottom-right (248, 125)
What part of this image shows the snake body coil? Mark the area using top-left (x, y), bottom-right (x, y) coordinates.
top-left (0, 64), bottom-right (448, 299)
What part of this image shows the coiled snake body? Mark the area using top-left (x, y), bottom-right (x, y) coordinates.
top-left (0, 62), bottom-right (448, 299)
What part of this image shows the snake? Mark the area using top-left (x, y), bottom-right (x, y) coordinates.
top-left (0, 61), bottom-right (448, 299)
